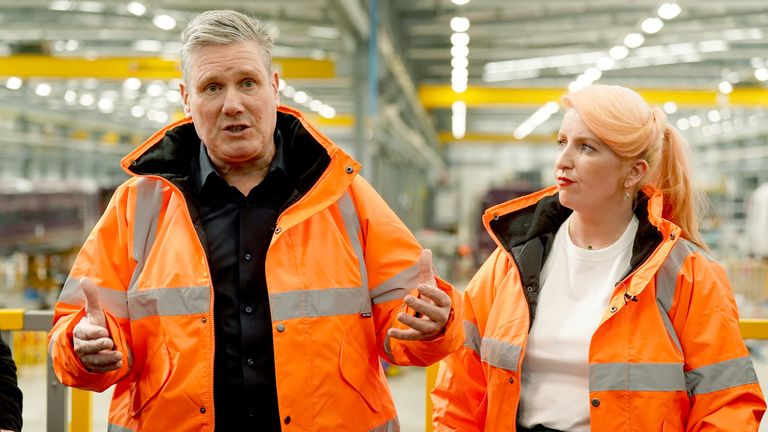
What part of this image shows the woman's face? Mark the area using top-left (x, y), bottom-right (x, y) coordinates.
top-left (554, 109), bottom-right (630, 214)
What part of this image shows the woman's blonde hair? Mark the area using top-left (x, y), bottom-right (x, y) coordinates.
top-left (562, 84), bottom-right (706, 249)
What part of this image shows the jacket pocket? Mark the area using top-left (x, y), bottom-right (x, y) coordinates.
top-left (339, 335), bottom-right (387, 413)
top-left (130, 339), bottom-right (173, 417)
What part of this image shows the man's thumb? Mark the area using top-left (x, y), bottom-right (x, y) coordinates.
top-left (82, 278), bottom-right (106, 327)
top-left (417, 249), bottom-right (435, 284)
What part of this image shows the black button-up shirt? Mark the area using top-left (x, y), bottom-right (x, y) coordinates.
top-left (192, 132), bottom-right (295, 431)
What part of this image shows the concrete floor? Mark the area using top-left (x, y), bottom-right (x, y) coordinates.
top-left (16, 345), bottom-right (768, 431)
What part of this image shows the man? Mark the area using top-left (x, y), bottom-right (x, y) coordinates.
top-left (48, 9), bottom-right (462, 432)
top-left (0, 333), bottom-right (22, 432)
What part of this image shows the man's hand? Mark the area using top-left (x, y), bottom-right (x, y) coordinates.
top-left (72, 278), bottom-right (122, 373)
top-left (387, 249), bottom-right (452, 341)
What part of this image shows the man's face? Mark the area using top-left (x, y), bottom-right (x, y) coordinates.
top-left (180, 40), bottom-right (280, 169)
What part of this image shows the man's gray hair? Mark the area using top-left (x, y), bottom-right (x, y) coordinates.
top-left (180, 9), bottom-right (274, 82)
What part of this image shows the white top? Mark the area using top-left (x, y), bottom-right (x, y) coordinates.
top-left (518, 214), bottom-right (639, 431)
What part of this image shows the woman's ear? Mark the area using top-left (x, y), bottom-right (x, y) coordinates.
top-left (625, 159), bottom-right (649, 188)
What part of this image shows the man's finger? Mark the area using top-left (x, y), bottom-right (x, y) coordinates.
top-left (82, 278), bottom-right (106, 328)
top-left (416, 249), bottom-right (436, 285)
top-left (74, 337), bottom-right (115, 356)
top-left (416, 283), bottom-right (451, 308)
top-left (387, 326), bottom-right (423, 341)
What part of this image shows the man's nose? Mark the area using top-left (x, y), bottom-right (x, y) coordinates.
top-left (221, 87), bottom-right (244, 116)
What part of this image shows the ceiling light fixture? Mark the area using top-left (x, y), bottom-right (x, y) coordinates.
top-left (153, 14), bottom-right (176, 31)
top-left (641, 17), bottom-right (663, 34)
top-left (657, 3), bottom-right (682, 20)
top-left (126, 1), bottom-right (146, 16)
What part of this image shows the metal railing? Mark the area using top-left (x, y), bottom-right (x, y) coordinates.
top-left (2, 309), bottom-right (768, 432)
top-left (0, 309), bottom-right (91, 432)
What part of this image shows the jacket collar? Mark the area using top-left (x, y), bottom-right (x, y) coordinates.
top-left (482, 185), bottom-right (673, 318)
top-left (120, 106), bottom-right (361, 230)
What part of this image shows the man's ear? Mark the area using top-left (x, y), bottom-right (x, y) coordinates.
top-left (272, 71), bottom-right (280, 106)
top-left (179, 82), bottom-right (191, 116)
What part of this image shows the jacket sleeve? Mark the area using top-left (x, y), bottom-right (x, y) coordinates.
top-left (349, 177), bottom-right (463, 366)
top-left (0, 333), bottom-right (22, 432)
top-left (668, 245), bottom-right (766, 431)
top-left (48, 183), bottom-right (135, 392)
top-left (432, 248), bottom-right (509, 432)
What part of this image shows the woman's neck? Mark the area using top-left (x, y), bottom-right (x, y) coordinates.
top-left (568, 205), bottom-right (634, 250)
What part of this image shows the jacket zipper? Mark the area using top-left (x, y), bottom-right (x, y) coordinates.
top-left (143, 175), bottom-right (217, 429)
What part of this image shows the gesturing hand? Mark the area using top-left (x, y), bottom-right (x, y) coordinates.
top-left (387, 249), bottom-right (452, 341)
top-left (72, 278), bottom-right (123, 373)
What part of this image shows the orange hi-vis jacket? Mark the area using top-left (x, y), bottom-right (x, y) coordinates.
top-left (48, 106), bottom-right (463, 431)
top-left (432, 186), bottom-right (765, 431)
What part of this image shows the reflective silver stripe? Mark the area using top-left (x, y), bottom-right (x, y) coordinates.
top-left (656, 239), bottom-right (713, 313)
top-left (480, 337), bottom-right (521, 372)
top-left (127, 285), bottom-right (210, 320)
top-left (657, 303), bottom-right (683, 354)
top-left (108, 424), bottom-right (135, 432)
top-left (270, 287), bottom-right (372, 321)
top-left (369, 416), bottom-right (400, 432)
top-left (338, 192), bottom-right (368, 291)
top-left (463, 320), bottom-right (481, 355)
top-left (686, 356), bottom-right (759, 396)
top-left (590, 362), bottom-right (685, 391)
top-left (369, 261), bottom-right (419, 305)
top-left (656, 240), bottom-right (687, 313)
top-left (128, 177), bottom-right (164, 293)
top-left (655, 239), bottom-right (712, 354)
top-left (58, 277), bottom-right (129, 319)
top-left (48, 328), bottom-right (61, 357)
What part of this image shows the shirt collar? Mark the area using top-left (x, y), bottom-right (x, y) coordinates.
top-left (196, 128), bottom-right (287, 192)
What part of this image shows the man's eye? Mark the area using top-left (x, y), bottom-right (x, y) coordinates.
top-left (205, 84), bottom-right (220, 93)
top-left (241, 79), bottom-right (256, 88)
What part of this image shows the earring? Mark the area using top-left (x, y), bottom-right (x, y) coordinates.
top-left (624, 184), bottom-right (630, 201)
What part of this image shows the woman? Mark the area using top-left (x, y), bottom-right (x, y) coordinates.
top-left (432, 84), bottom-right (766, 431)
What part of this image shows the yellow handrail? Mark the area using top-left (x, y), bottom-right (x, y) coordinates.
top-left (0, 309), bottom-right (91, 432)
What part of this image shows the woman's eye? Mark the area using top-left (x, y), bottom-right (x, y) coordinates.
top-left (557, 140), bottom-right (566, 148)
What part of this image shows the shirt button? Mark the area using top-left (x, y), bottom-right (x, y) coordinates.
top-left (244, 253), bottom-right (252, 261)
top-left (525, 286), bottom-right (534, 292)
top-left (591, 398), bottom-right (601, 407)
top-left (284, 416), bottom-right (292, 424)
top-left (276, 323), bottom-right (286, 332)
top-left (247, 358), bottom-right (254, 366)
top-left (244, 305), bottom-right (253, 314)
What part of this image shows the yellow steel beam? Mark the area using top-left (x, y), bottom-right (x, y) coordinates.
top-left (739, 319), bottom-right (768, 340)
top-left (70, 389), bottom-right (93, 432)
top-left (420, 85), bottom-right (768, 109)
top-left (0, 309), bottom-right (25, 331)
top-left (425, 363), bottom-right (438, 432)
top-left (0, 55), bottom-right (334, 80)
top-left (437, 131), bottom-right (555, 145)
